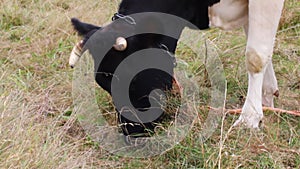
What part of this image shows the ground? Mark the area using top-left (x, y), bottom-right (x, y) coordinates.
top-left (0, 0), bottom-right (299, 168)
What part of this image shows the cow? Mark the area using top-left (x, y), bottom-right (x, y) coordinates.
top-left (69, 0), bottom-right (285, 138)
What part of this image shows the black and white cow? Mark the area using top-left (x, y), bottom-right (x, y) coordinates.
top-left (69, 0), bottom-right (285, 136)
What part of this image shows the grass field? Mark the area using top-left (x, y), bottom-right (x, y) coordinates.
top-left (0, 0), bottom-right (299, 168)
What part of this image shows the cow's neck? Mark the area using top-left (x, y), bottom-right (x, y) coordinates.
top-left (117, 0), bottom-right (219, 54)
top-left (118, 0), bottom-right (214, 30)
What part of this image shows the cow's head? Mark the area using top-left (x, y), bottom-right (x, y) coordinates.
top-left (70, 16), bottom-right (179, 138)
top-left (69, 15), bottom-right (179, 67)
top-left (69, 0), bottom-right (220, 140)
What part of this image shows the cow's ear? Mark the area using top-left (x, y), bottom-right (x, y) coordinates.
top-left (71, 18), bottom-right (101, 36)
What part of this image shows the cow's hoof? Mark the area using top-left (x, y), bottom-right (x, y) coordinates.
top-left (233, 116), bottom-right (262, 129)
top-left (233, 116), bottom-right (262, 128)
top-left (233, 106), bottom-right (263, 128)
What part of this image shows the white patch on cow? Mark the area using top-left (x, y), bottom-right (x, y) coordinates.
top-left (209, 0), bottom-right (248, 30)
top-left (233, 0), bottom-right (285, 128)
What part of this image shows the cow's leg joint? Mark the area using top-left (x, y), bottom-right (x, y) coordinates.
top-left (245, 48), bottom-right (268, 73)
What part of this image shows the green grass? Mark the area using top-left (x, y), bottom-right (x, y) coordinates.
top-left (0, 0), bottom-right (299, 168)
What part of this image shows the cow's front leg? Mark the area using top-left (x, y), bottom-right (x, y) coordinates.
top-left (234, 48), bottom-right (267, 128)
top-left (262, 61), bottom-right (279, 107)
top-left (234, 52), bottom-right (278, 128)
top-left (234, 0), bottom-right (284, 128)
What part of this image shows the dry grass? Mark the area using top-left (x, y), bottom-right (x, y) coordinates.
top-left (0, 0), bottom-right (299, 168)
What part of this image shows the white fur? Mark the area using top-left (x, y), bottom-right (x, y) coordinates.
top-left (262, 62), bottom-right (279, 107)
top-left (234, 72), bottom-right (264, 128)
top-left (209, 0), bottom-right (248, 30)
top-left (210, 0), bottom-right (285, 128)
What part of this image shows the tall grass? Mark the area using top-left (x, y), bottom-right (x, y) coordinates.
top-left (0, 0), bottom-right (299, 168)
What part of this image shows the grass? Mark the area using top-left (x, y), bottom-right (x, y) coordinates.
top-left (0, 0), bottom-right (299, 168)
